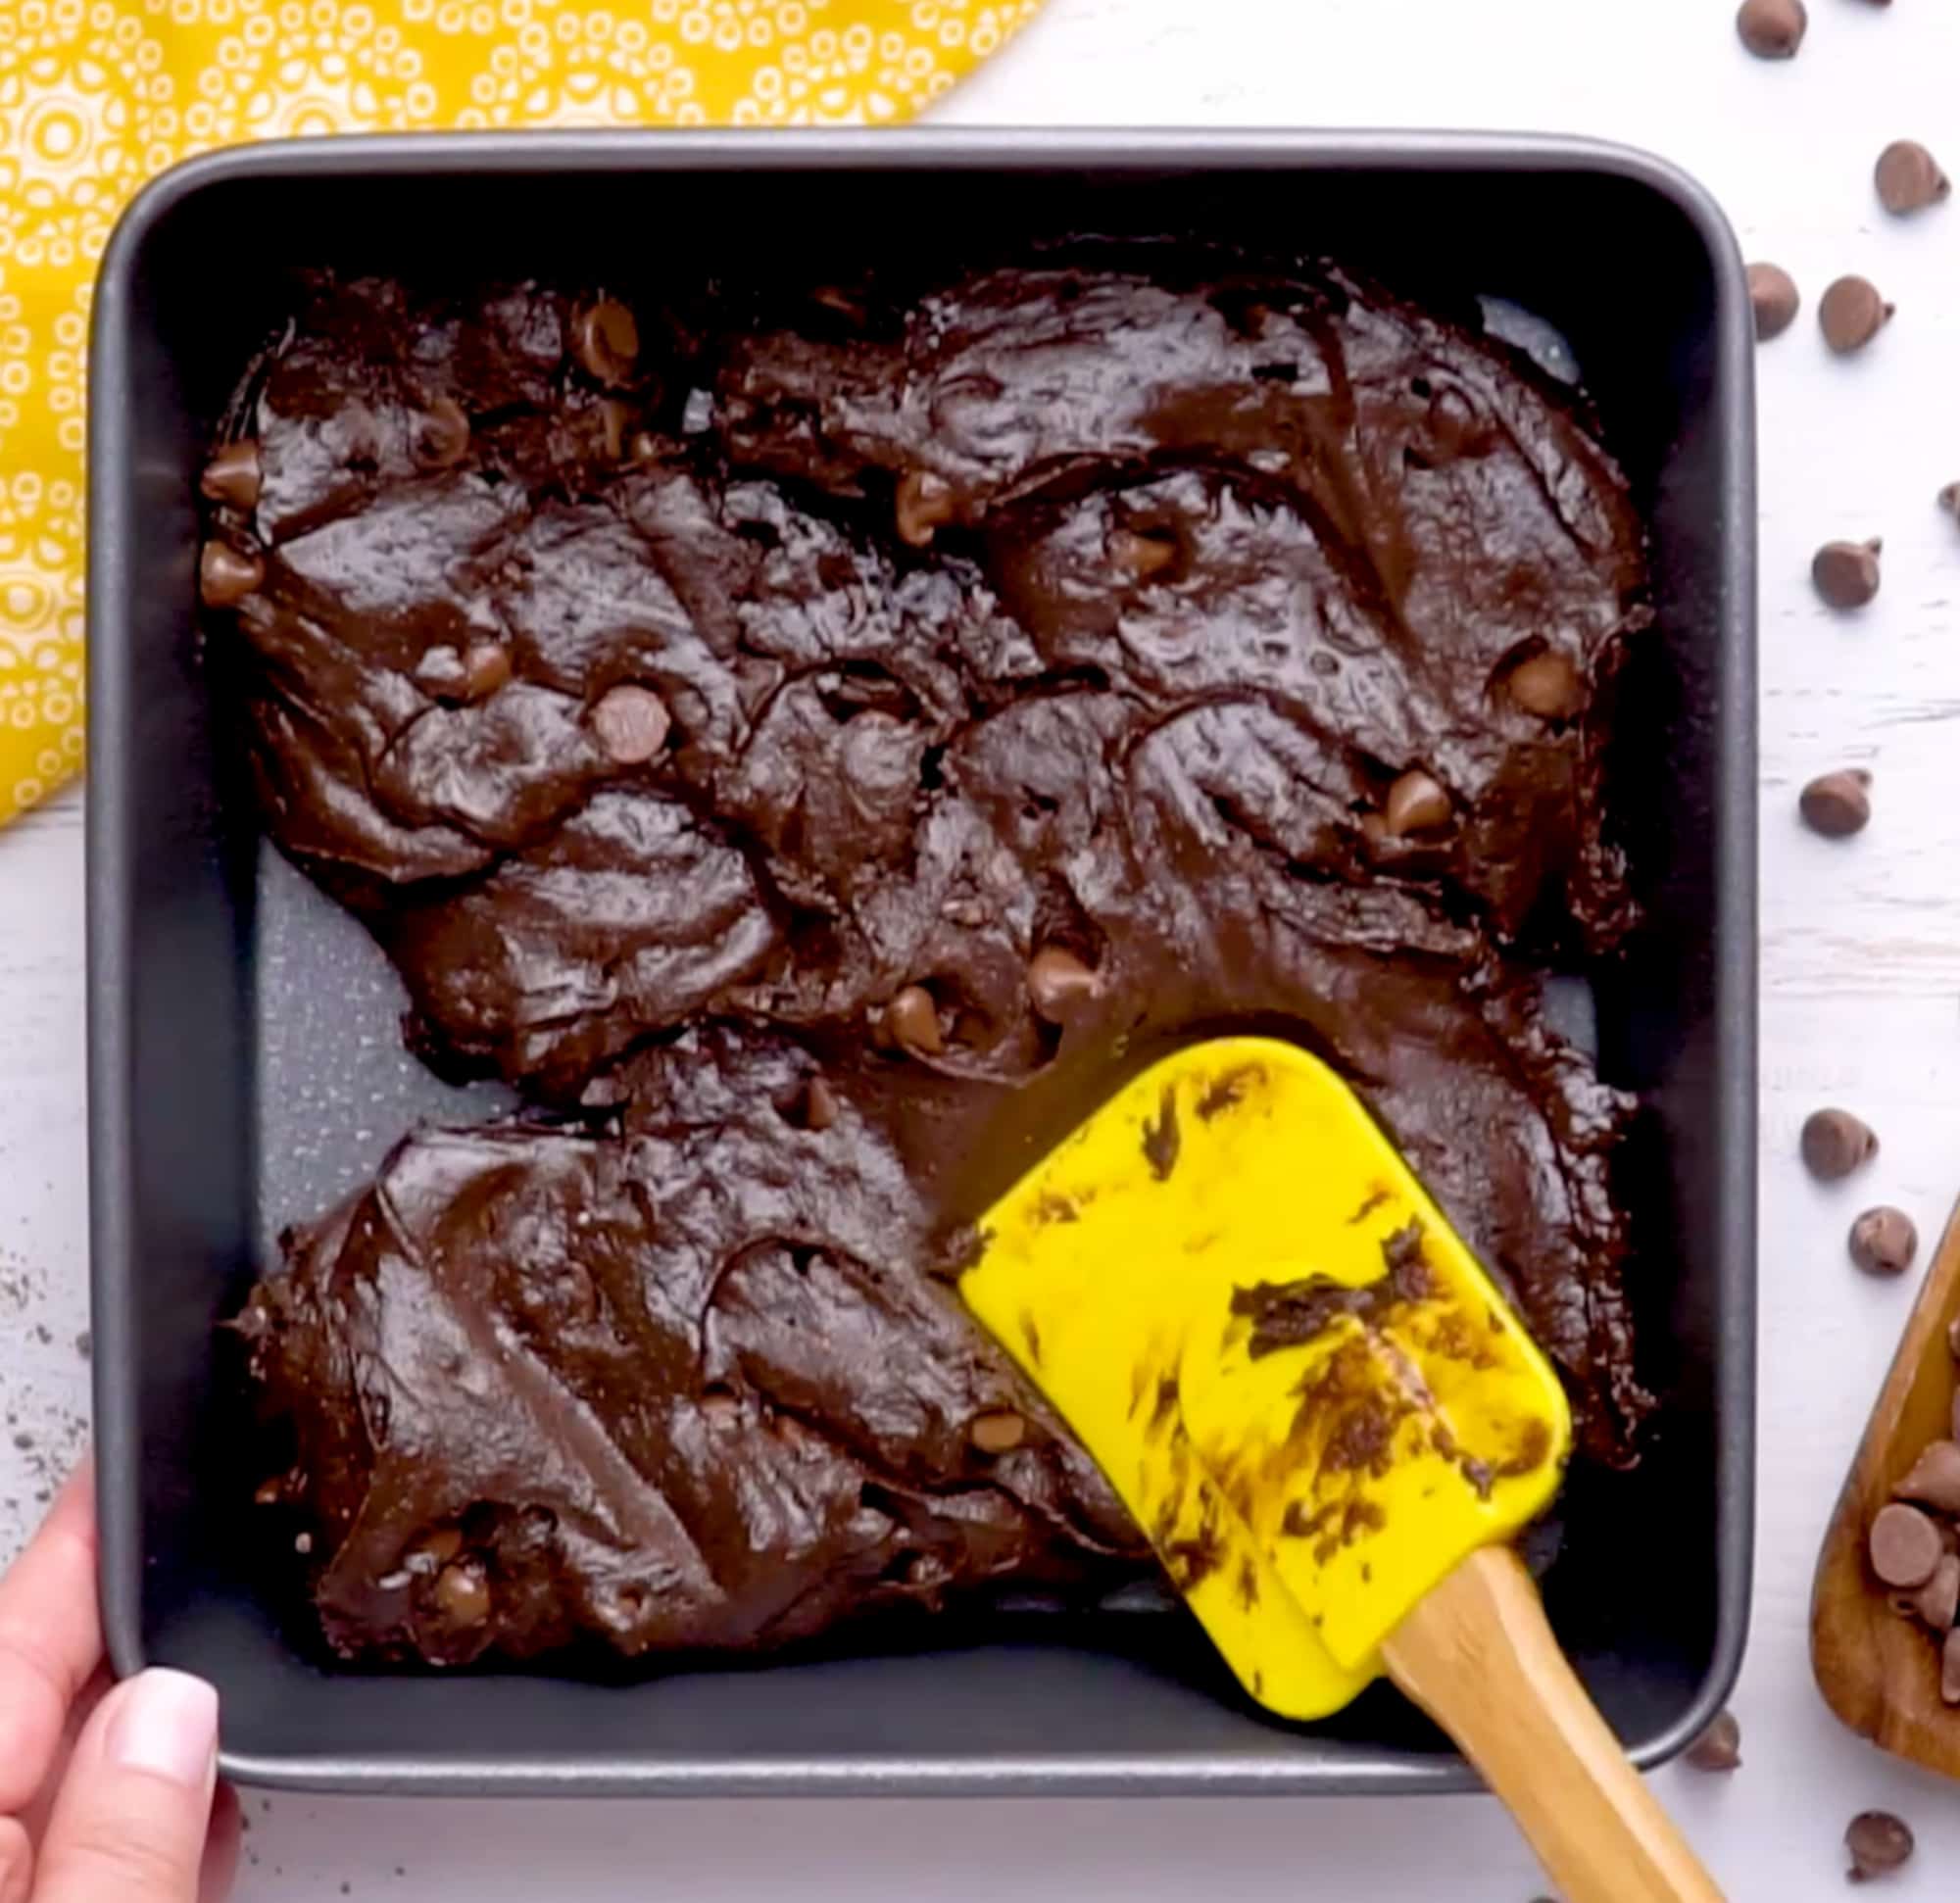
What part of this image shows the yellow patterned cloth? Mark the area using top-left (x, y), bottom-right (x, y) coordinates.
top-left (0, 0), bottom-right (1041, 826)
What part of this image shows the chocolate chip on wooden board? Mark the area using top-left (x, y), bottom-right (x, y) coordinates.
top-left (1746, 263), bottom-right (1800, 341)
top-left (1870, 1503), bottom-right (1942, 1587)
top-left (1895, 1441), bottom-right (1960, 1515)
top-left (1812, 539), bottom-right (1883, 610)
top-left (1845, 1810), bottom-right (1914, 1882)
top-left (1683, 1709), bottom-right (1742, 1773)
top-left (1799, 769), bottom-right (1872, 839)
top-left (1875, 141), bottom-right (1949, 217)
top-left (1850, 1206), bottom-right (1917, 1278)
top-left (1912, 1554), bottom-right (1960, 1634)
top-left (1736, 0), bottom-right (1806, 58)
top-left (1819, 276), bottom-right (1893, 356)
top-left (1801, 1108), bottom-right (1878, 1182)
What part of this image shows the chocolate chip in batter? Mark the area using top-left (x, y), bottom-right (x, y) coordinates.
top-left (883, 984), bottom-right (945, 1056)
top-left (1820, 276), bottom-right (1893, 355)
top-left (895, 468), bottom-right (956, 548)
top-left (1026, 945), bottom-right (1102, 1023)
top-left (1875, 140), bottom-right (1948, 216)
top-left (1108, 524), bottom-right (1179, 581)
top-left (1799, 769), bottom-right (1871, 839)
top-left (1844, 1810), bottom-right (1914, 1882)
top-left (591, 684), bottom-right (671, 764)
top-left (570, 297), bottom-right (640, 387)
top-left (199, 541), bottom-right (264, 610)
top-left (1736, 0), bottom-right (1805, 57)
top-left (462, 640), bottom-right (513, 701)
top-left (433, 1557), bottom-right (492, 1627)
top-left (1504, 650), bottom-right (1584, 720)
top-left (969, 1410), bottom-right (1026, 1454)
top-left (410, 397), bottom-right (471, 470)
top-left (1684, 1709), bottom-right (1742, 1773)
top-left (1812, 538), bottom-right (1883, 610)
top-left (200, 439), bottom-right (263, 512)
top-left (1383, 769), bottom-right (1451, 838)
top-left (1894, 1441), bottom-right (1960, 1514)
top-left (1747, 264), bottom-right (1800, 341)
top-left (800, 1076), bottom-right (840, 1133)
top-left (1850, 1206), bottom-right (1917, 1277)
top-left (1801, 1108), bottom-right (1878, 1181)
top-left (1870, 1503), bottom-right (1941, 1587)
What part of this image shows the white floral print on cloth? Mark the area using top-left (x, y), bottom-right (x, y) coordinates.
top-left (0, 0), bottom-right (1043, 827)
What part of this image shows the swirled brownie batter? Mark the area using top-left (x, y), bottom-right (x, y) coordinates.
top-left (210, 256), bottom-right (1655, 1669)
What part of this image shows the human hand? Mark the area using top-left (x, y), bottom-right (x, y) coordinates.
top-left (0, 1467), bottom-right (239, 1902)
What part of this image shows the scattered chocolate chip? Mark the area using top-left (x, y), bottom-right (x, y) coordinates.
top-left (591, 684), bottom-right (671, 764)
top-left (1895, 1441), bottom-right (1960, 1515)
top-left (1913, 1554), bottom-right (1960, 1633)
top-left (462, 640), bottom-right (513, 701)
top-left (1812, 538), bottom-right (1883, 610)
top-left (570, 297), bottom-right (640, 386)
top-left (1870, 1503), bottom-right (1942, 1586)
top-left (884, 984), bottom-right (944, 1056)
top-left (969, 1410), bottom-right (1026, 1453)
top-left (1684, 1708), bottom-right (1742, 1773)
top-left (1945, 1630), bottom-right (1960, 1704)
top-left (895, 468), bottom-right (956, 548)
top-left (1875, 140), bottom-right (1948, 216)
top-left (801, 1077), bottom-right (839, 1133)
top-left (1747, 263), bottom-right (1801, 341)
top-left (1850, 1206), bottom-right (1917, 1278)
top-left (1799, 769), bottom-right (1871, 839)
top-left (410, 397), bottom-right (470, 470)
top-left (199, 541), bottom-right (264, 609)
top-left (1736, 0), bottom-right (1805, 57)
top-left (1108, 525), bottom-right (1179, 580)
top-left (1382, 768), bottom-right (1451, 838)
top-left (1819, 276), bottom-right (1893, 355)
top-left (1845, 1810), bottom-right (1913, 1882)
top-left (432, 1558), bottom-right (491, 1627)
top-left (1027, 945), bottom-right (1102, 1023)
top-left (1505, 650), bottom-right (1584, 719)
top-left (1801, 1108), bottom-right (1879, 1181)
top-left (200, 439), bottom-right (263, 511)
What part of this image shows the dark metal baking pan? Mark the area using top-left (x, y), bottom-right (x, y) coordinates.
top-left (87, 126), bottom-right (1757, 1796)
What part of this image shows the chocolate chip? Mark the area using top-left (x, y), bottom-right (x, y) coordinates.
top-left (570, 297), bottom-right (640, 386)
top-left (1108, 526), bottom-right (1178, 580)
top-left (1027, 946), bottom-right (1102, 1022)
top-left (1799, 769), bottom-right (1871, 839)
top-left (895, 469), bottom-right (956, 548)
top-left (1851, 1206), bottom-right (1917, 1277)
top-left (884, 984), bottom-right (944, 1056)
top-left (199, 541), bottom-right (264, 609)
top-left (1870, 1503), bottom-right (1942, 1586)
top-left (1913, 1554), bottom-right (1960, 1632)
top-left (1896, 1442), bottom-right (1960, 1514)
top-left (591, 684), bottom-right (671, 764)
top-left (1505, 650), bottom-right (1584, 719)
top-left (432, 1558), bottom-right (492, 1627)
top-left (1801, 1107), bottom-right (1879, 1180)
top-left (410, 396), bottom-right (470, 470)
top-left (970, 1409), bottom-right (1026, 1453)
top-left (1820, 276), bottom-right (1893, 355)
top-left (462, 640), bottom-right (513, 701)
top-left (1383, 768), bottom-right (1451, 837)
top-left (1812, 538), bottom-right (1883, 610)
top-left (1684, 1709), bottom-right (1741, 1773)
top-left (1845, 1810), bottom-right (1913, 1881)
top-left (1736, 0), bottom-right (1805, 57)
top-left (1747, 263), bottom-right (1800, 341)
top-left (200, 439), bottom-right (263, 511)
top-left (1875, 140), bottom-right (1948, 216)
top-left (801, 1077), bottom-right (839, 1133)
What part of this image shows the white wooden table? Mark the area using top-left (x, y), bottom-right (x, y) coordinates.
top-left (7, 0), bottom-right (1960, 1891)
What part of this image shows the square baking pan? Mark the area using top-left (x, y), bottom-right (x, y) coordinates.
top-left (87, 127), bottom-right (1757, 1795)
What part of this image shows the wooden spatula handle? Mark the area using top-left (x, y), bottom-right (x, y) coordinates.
top-left (1382, 1546), bottom-right (1724, 1903)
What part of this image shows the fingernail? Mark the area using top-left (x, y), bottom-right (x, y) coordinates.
top-left (105, 1670), bottom-right (219, 1789)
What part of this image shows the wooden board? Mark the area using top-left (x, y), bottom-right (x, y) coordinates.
top-left (1813, 1195), bottom-right (1960, 1775)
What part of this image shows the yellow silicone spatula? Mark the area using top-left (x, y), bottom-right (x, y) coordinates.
top-left (962, 1037), bottom-right (1721, 1903)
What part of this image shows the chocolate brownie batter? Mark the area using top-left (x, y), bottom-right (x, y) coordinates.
top-left (212, 257), bottom-right (1654, 1669)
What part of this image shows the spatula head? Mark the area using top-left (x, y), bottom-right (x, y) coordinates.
top-left (961, 1037), bottom-right (1571, 1720)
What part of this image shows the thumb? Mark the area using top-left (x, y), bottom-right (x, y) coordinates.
top-left (31, 1670), bottom-right (219, 1903)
